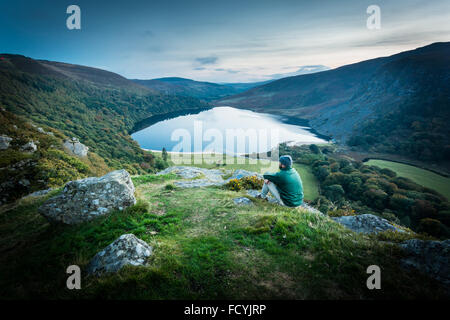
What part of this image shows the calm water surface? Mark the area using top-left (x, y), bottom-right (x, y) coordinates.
top-left (131, 106), bottom-right (328, 154)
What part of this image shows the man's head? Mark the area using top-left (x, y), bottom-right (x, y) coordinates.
top-left (279, 155), bottom-right (293, 169)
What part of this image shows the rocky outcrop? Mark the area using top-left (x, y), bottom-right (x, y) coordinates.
top-left (0, 135), bottom-right (12, 150)
top-left (400, 239), bottom-right (450, 289)
top-left (63, 137), bottom-right (89, 157)
top-left (332, 214), bottom-right (405, 234)
top-left (157, 166), bottom-right (262, 188)
top-left (38, 170), bottom-right (136, 224)
top-left (87, 234), bottom-right (153, 276)
top-left (233, 197), bottom-right (253, 205)
top-left (20, 141), bottom-right (37, 153)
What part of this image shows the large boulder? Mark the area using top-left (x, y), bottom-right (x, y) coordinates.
top-left (63, 137), bottom-right (89, 157)
top-left (332, 214), bottom-right (405, 234)
top-left (0, 135), bottom-right (12, 150)
top-left (400, 239), bottom-right (450, 289)
top-left (87, 234), bottom-right (153, 276)
top-left (38, 170), bottom-right (136, 224)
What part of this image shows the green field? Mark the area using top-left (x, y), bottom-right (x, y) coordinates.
top-left (366, 159), bottom-right (450, 200)
top-left (169, 154), bottom-right (320, 201)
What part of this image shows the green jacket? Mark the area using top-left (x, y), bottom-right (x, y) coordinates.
top-left (263, 167), bottom-right (304, 207)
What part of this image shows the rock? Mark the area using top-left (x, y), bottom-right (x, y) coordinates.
top-left (300, 203), bottom-right (324, 215)
top-left (332, 214), bottom-right (405, 234)
top-left (63, 137), bottom-right (89, 157)
top-left (158, 166), bottom-right (225, 188)
top-left (38, 170), bottom-right (136, 224)
top-left (37, 127), bottom-right (45, 134)
top-left (87, 234), bottom-right (153, 276)
top-left (174, 180), bottom-right (222, 188)
top-left (19, 179), bottom-right (30, 187)
top-left (400, 239), bottom-right (450, 289)
top-left (23, 188), bottom-right (53, 199)
top-left (0, 135), bottom-right (12, 150)
top-left (233, 197), bottom-right (253, 205)
top-left (246, 189), bottom-right (261, 198)
top-left (20, 141), bottom-right (37, 153)
top-left (246, 189), bottom-right (322, 214)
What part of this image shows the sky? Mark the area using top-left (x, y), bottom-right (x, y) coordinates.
top-left (0, 0), bottom-right (449, 82)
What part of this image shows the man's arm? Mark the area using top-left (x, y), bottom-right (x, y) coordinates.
top-left (263, 172), bottom-right (281, 185)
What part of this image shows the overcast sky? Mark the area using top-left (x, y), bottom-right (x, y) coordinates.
top-left (1, 0), bottom-right (449, 82)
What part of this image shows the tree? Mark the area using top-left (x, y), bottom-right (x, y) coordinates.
top-left (162, 147), bottom-right (168, 162)
top-left (324, 184), bottom-right (345, 203)
top-left (309, 144), bottom-right (320, 154)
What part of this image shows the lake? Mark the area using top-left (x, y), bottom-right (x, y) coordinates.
top-left (131, 106), bottom-right (329, 154)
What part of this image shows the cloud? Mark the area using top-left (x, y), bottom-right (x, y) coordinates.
top-left (214, 68), bottom-right (240, 74)
top-left (195, 56), bottom-right (218, 65)
top-left (268, 65), bottom-right (330, 80)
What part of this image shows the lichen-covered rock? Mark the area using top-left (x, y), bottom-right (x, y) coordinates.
top-left (63, 137), bottom-right (89, 157)
top-left (233, 197), bottom-right (253, 205)
top-left (332, 214), bottom-right (404, 234)
top-left (0, 135), bottom-right (12, 150)
top-left (300, 203), bottom-right (323, 215)
top-left (400, 239), bottom-right (450, 289)
top-left (20, 140), bottom-right (37, 153)
top-left (38, 170), bottom-right (136, 224)
top-left (87, 234), bottom-right (153, 276)
top-left (158, 166), bottom-right (225, 188)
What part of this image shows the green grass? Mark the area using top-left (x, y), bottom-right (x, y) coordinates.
top-left (0, 169), bottom-right (447, 299)
top-left (366, 159), bottom-right (450, 200)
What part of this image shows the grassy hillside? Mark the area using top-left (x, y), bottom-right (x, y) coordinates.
top-left (366, 160), bottom-right (450, 200)
top-left (0, 54), bottom-right (211, 204)
top-left (0, 170), bottom-right (446, 299)
top-left (132, 77), bottom-right (241, 101)
top-left (0, 54), bottom-right (209, 173)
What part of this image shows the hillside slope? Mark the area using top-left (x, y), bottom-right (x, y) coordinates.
top-left (0, 168), bottom-right (447, 299)
top-left (0, 54), bottom-right (209, 204)
top-left (217, 42), bottom-right (450, 163)
top-left (132, 77), bottom-right (241, 101)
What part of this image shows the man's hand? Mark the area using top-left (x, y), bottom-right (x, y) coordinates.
top-left (264, 179), bottom-right (269, 184)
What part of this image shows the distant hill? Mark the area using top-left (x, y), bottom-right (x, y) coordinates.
top-left (217, 42), bottom-right (450, 164)
top-left (132, 77), bottom-right (240, 101)
top-left (132, 65), bottom-right (330, 101)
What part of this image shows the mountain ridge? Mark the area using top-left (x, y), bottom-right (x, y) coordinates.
top-left (216, 42), bottom-right (450, 164)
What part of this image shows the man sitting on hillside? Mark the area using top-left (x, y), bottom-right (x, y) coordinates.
top-left (258, 155), bottom-right (304, 207)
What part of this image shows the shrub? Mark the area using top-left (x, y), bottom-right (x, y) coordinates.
top-left (323, 184), bottom-right (345, 203)
top-left (327, 208), bottom-right (355, 217)
top-left (224, 176), bottom-right (264, 192)
top-left (165, 183), bottom-right (175, 190)
top-left (418, 218), bottom-right (450, 238)
top-left (309, 144), bottom-right (320, 154)
top-left (239, 176), bottom-right (264, 190)
top-left (225, 178), bottom-right (242, 191)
